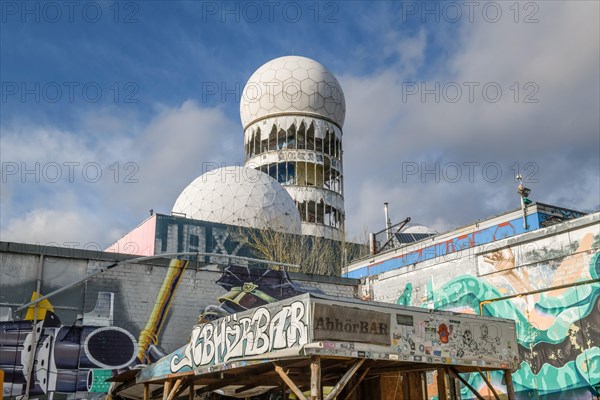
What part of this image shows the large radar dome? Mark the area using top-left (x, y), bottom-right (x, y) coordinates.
top-left (240, 56), bottom-right (346, 129)
top-left (172, 166), bottom-right (301, 234)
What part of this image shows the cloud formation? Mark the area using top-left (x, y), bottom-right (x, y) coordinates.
top-left (1, 101), bottom-right (238, 247)
top-left (341, 1), bottom-right (599, 235)
top-left (1, 1), bottom-right (598, 247)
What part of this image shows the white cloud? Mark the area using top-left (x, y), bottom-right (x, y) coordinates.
top-left (1, 2), bottom-right (598, 247)
top-left (1, 101), bottom-right (240, 247)
top-left (1, 208), bottom-right (107, 247)
top-left (341, 1), bottom-right (599, 236)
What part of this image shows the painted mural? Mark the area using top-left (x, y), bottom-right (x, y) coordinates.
top-left (395, 227), bottom-right (600, 399)
top-left (0, 292), bottom-right (138, 397)
top-left (0, 255), bottom-right (313, 399)
top-left (0, 259), bottom-right (191, 398)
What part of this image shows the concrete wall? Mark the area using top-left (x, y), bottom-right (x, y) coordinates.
top-left (0, 242), bottom-right (358, 399)
top-left (361, 213), bottom-right (600, 399)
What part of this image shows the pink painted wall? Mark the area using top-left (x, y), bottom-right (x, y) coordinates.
top-left (105, 215), bottom-right (156, 256)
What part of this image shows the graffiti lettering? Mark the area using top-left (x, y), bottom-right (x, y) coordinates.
top-left (170, 300), bottom-right (307, 372)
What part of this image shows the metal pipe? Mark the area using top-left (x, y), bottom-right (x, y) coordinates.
top-left (16, 252), bottom-right (301, 312)
top-left (520, 196), bottom-right (528, 230)
top-left (369, 233), bottom-right (376, 255)
top-left (384, 203), bottom-right (391, 242)
top-left (24, 254), bottom-right (44, 400)
top-left (479, 277), bottom-right (600, 314)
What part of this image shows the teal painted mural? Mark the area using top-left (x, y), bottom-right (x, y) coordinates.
top-left (396, 230), bottom-right (600, 399)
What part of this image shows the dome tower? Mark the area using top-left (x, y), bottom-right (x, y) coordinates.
top-left (240, 56), bottom-right (346, 239)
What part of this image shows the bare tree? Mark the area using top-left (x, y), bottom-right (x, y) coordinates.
top-left (232, 227), bottom-right (368, 276)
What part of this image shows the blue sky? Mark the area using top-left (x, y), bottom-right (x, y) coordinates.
top-left (1, 1), bottom-right (599, 249)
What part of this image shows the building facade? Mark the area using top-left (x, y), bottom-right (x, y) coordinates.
top-left (346, 204), bottom-right (599, 399)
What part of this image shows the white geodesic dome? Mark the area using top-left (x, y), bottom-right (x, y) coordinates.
top-left (172, 167), bottom-right (301, 234)
top-left (240, 56), bottom-right (346, 129)
top-left (404, 225), bottom-right (438, 235)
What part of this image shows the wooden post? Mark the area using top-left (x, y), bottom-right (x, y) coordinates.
top-left (436, 369), bottom-right (448, 400)
top-left (310, 356), bottom-right (322, 400)
top-left (505, 370), bottom-right (516, 400)
top-left (446, 369), bottom-right (458, 400)
top-left (189, 382), bottom-right (194, 400)
top-left (144, 383), bottom-right (149, 400)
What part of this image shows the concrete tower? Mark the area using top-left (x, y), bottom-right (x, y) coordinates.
top-left (240, 56), bottom-right (346, 239)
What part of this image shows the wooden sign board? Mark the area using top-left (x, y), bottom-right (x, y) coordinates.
top-left (313, 303), bottom-right (391, 345)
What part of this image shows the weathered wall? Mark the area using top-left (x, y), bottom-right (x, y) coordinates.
top-left (0, 243), bottom-right (357, 399)
top-left (363, 213), bottom-right (600, 399)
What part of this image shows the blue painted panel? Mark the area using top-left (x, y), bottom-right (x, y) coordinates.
top-left (344, 213), bottom-right (541, 278)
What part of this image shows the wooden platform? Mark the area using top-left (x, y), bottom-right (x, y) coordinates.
top-left (110, 294), bottom-right (519, 400)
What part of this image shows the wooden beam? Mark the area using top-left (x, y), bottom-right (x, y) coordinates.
top-left (505, 370), bottom-right (516, 400)
top-left (325, 359), bottom-right (365, 400)
top-left (367, 364), bottom-right (434, 375)
top-left (436, 369), bottom-right (447, 400)
top-left (275, 365), bottom-right (308, 400)
top-left (144, 384), bottom-right (150, 400)
top-left (162, 380), bottom-right (172, 400)
top-left (166, 378), bottom-right (183, 400)
top-left (343, 367), bottom-right (370, 400)
top-left (448, 368), bottom-right (485, 400)
top-left (310, 356), bottom-right (321, 400)
top-left (172, 379), bottom-right (193, 400)
top-left (476, 368), bottom-right (500, 400)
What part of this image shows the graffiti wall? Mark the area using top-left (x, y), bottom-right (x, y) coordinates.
top-left (0, 245), bottom-right (357, 399)
top-left (367, 213), bottom-right (600, 399)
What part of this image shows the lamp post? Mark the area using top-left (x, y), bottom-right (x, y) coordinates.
top-left (516, 174), bottom-right (532, 229)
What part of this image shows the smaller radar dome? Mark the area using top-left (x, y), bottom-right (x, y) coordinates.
top-left (404, 225), bottom-right (438, 235)
top-left (172, 166), bottom-right (301, 234)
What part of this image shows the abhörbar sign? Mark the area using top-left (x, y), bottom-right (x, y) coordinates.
top-left (313, 303), bottom-right (391, 345)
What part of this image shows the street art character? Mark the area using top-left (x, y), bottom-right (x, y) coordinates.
top-left (0, 292), bottom-right (138, 397)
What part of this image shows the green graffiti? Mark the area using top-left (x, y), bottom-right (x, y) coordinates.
top-left (512, 348), bottom-right (599, 393)
top-left (396, 282), bottom-right (412, 306)
top-left (401, 268), bottom-right (599, 347)
top-left (397, 249), bottom-right (600, 398)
